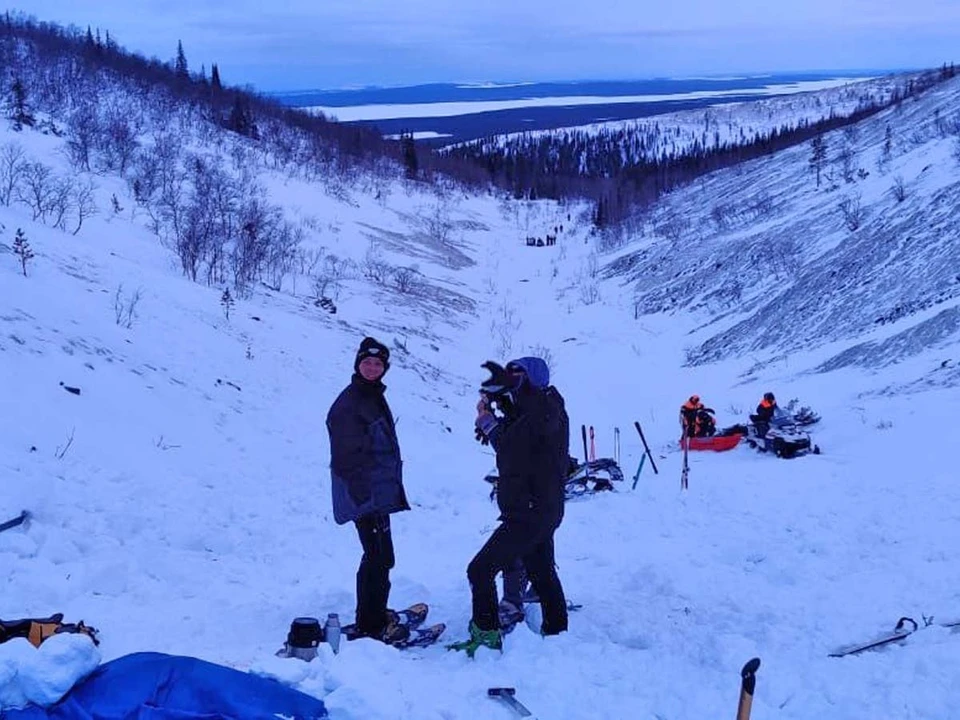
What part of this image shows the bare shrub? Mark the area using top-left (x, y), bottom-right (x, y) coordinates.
top-left (16, 161), bottom-right (54, 221)
top-left (361, 241), bottom-right (391, 284)
top-left (47, 176), bottom-right (74, 231)
top-left (579, 281), bottom-right (601, 305)
top-left (0, 142), bottom-right (27, 206)
top-left (392, 265), bottom-right (422, 294)
top-left (313, 253), bottom-right (348, 300)
top-left (839, 192), bottom-right (864, 231)
top-left (113, 284), bottom-right (143, 328)
top-left (891, 175), bottom-right (907, 203)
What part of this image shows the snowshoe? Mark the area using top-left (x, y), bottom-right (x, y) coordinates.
top-left (387, 602), bottom-right (428, 629)
top-left (342, 602), bottom-right (442, 648)
top-left (396, 623), bottom-right (446, 648)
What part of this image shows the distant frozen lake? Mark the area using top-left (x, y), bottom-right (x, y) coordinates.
top-left (272, 72), bottom-right (881, 143)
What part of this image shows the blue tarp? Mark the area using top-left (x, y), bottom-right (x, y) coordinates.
top-left (1, 652), bottom-right (328, 719)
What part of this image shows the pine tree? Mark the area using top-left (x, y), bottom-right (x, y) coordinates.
top-left (175, 40), bottom-right (189, 79)
top-left (8, 78), bottom-right (34, 130)
top-left (809, 134), bottom-right (827, 188)
top-left (12, 228), bottom-right (34, 277)
top-left (228, 95), bottom-right (250, 135)
top-left (400, 132), bottom-right (418, 179)
top-left (211, 63), bottom-right (222, 92)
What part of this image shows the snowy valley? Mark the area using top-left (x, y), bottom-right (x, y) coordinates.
top-left (2, 22), bottom-right (960, 720)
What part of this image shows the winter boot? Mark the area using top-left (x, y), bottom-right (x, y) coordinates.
top-left (446, 620), bottom-right (502, 658)
top-left (497, 599), bottom-right (525, 634)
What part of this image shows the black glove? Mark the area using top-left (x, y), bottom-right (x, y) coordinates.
top-left (480, 361), bottom-right (513, 396)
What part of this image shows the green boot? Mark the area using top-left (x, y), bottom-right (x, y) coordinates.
top-left (446, 620), bottom-right (503, 658)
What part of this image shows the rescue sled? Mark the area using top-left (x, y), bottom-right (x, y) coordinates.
top-left (680, 434), bottom-right (743, 452)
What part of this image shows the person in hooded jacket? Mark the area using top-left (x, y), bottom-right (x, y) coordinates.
top-left (449, 357), bottom-right (569, 657)
top-left (326, 336), bottom-right (410, 643)
top-left (750, 391), bottom-right (778, 438)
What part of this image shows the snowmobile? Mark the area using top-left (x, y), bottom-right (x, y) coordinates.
top-left (741, 407), bottom-right (820, 459)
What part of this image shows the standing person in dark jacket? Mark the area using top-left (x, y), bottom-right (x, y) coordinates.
top-left (449, 357), bottom-right (569, 657)
top-left (326, 336), bottom-right (410, 643)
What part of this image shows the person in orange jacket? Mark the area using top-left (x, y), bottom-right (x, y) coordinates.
top-left (751, 392), bottom-right (777, 437)
top-left (680, 395), bottom-right (715, 438)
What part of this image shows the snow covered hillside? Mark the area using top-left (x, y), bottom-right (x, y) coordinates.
top-left (607, 74), bottom-right (960, 390)
top-left (451, 73), bottom-right (911, 161)
top-left (3, 73), bottom-right (960, 720)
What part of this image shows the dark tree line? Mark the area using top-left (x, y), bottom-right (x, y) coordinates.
top-left (446, 67), bottom-right (957, 226)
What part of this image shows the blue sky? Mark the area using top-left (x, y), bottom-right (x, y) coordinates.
top-left (15, 0), bottom-right (960, 91)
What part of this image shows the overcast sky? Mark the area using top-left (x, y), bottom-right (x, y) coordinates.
top-left (16, 1), bottom-right (960, 91)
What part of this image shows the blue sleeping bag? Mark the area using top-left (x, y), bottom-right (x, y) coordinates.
top-left (1, 652), bottom-right (327, 719)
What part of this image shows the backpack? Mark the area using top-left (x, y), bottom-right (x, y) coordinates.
top-left (0, 612), bottom-right (100, 648)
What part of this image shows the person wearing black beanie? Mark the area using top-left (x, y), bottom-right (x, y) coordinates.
top-left (326, 336), bottom-right (409, 643)
top-left (353, 336), bottom-right (390, 376)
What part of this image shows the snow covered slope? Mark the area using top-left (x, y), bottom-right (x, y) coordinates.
top-left (3, 75), bottom-right (960, 720)
top-left (609, 75), bottom-right (960, 387)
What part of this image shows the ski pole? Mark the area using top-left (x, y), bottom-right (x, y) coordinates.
top-left (633, 421), bottom-right (659, 475)
top-left (589, 425), bottom-right (596, 462)
top-left (631, 454), bottom-right (646, 490)
top-left (680, 417), bottom-right (689, 491)
top-left (736, 657), bottom-right (761, 720)
top-left (614, 427), bottom-right (620, 464)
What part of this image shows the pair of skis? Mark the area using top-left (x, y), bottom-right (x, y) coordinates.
top-left (630, 421), bottom-right (659, 489)
top-left (488, 657), bottom-right (762, 719)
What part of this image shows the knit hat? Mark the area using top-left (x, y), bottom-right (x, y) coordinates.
top-left (354, 336), bottom-right (390, 374)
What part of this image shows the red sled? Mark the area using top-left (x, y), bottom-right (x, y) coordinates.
top-left (681, 435), bottom-right (742, 452)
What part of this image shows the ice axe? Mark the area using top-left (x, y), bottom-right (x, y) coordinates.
top-left (488, 687), bottom-right (534, 718)
top-left (736, 657), bottom-right (761, 720)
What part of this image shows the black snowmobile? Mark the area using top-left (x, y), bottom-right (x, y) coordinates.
top-left (742, 406), bottom-right (820, 459)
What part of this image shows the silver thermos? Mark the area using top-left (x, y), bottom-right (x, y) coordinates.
top-left (324, 613), bottom-right (341, 654)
